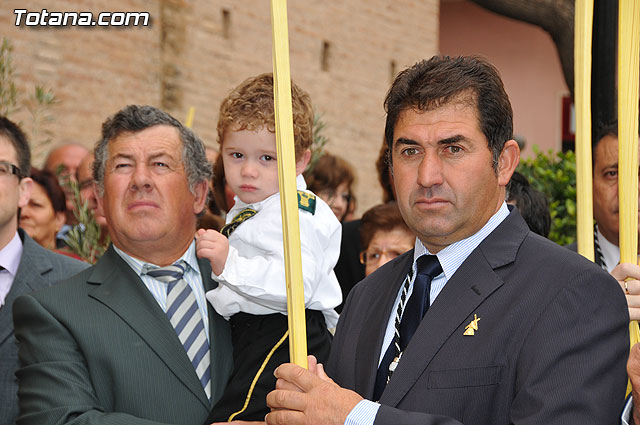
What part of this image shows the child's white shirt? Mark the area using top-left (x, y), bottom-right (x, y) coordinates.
top-left (206, 174), bottom-right (342, 328)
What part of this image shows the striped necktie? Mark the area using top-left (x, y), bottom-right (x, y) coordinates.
top-left (144, 261), bottom-right (211, 399)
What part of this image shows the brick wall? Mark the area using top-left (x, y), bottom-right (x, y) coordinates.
top-left (1, 0), bottom-right (439, 215)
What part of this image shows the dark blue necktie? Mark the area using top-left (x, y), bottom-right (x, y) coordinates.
top-left (399, 255), bottom-right (442, 350)
top-left (373, 254), bottom-right (442, 401)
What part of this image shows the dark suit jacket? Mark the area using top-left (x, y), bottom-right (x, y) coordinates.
top-left (566, 241), bottom-right (607, 269)
top-left (328, 209), bottom-right (629, 425)
top-left (0, 229), bottom-right (88, 425)
top-left (13, 244), bottom-right (233, 425)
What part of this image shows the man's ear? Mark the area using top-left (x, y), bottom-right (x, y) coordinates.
top-left (192, 180), bottom-right (209, 215)
top-left (497, 140), bottom-right (520, 186)
top-left (295, 149), bottom-right (312, 175)
top-left (95, 184), bottom-right (105, 215)
top-left (17, 177), bottom-right (33, 209)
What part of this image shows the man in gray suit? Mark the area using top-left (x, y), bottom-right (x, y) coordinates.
top-left (266, 56), bottom-right (629, 424)
top-left (0, 116), bottom-right (88, 425)
top-left (13, 106), bottom-right (233, 424)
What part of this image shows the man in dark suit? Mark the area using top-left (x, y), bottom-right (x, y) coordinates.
top-left (13, 106), bottom-right (233, 424)
top-left (566, 120), bottom-right (639, 272)
top-left (265, 56), bottom-right (629, 424)
top-left (0, 116), bottom-right (88, 425)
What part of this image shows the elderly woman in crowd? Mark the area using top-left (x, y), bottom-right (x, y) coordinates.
top-left (304, 153), bottom-right (354, 222)
top-left (19, 168), bottom-right (67, 251)
top-left (359, 201), bottom-right (415, 277)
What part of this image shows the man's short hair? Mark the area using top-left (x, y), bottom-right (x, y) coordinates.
top-left (0, 116), bottom-right (30, 177)
top-left (384, 55), bottom-right (513, 170)
top-left (93, 105), bottom-right (212, 196)
top-left (216, 73), bottom-right (314, 161)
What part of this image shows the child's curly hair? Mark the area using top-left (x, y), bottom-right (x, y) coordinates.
top-left (217, 73), bottom-right (314, 161)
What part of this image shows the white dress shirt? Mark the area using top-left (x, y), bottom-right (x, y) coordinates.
top-left (0, 232), bottom-right (22, 307)
top-left (597, 227), bottom-right (621, 273)
top-left (206, 174), bottom-right (342, 328)
top-left (622, 396), bottom-right (632, 425)
top-left (346, 203), bottom-right (511, 425)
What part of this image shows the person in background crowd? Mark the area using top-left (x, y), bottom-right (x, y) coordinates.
top-left (359, 202), bottom-right (414, 277)
top-left (43, 142), bottom-right (89, 226)
top-left (506, 171), bottom-right (551, 238)
top-left (19, 168), bottom-right (67, 252)
top-left (0, 116), bottom-right (87, 425)
top-left (305, 152), bottom-right (355, 222)
top-left (567, 120), bottom-right (640, 272)
top-left (334, 142), bottom-right (394, 311)
top-left (76, 152), bottom-right (107, 228)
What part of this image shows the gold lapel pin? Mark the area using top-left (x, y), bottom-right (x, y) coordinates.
top-left (463, 314), bottom-right (481, 336)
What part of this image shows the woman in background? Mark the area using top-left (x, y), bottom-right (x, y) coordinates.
top-left (19, 168), bottom-right (67, 251)
top-left (359, 202), bottom-right (415, 277)
top-left (304, 153), bottom-right (354, 222)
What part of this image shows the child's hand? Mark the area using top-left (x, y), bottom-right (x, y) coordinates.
top-left (196, 228), bottom-right (229, 276)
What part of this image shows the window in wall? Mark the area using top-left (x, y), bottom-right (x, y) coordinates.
top-left (222, 9), bottom-right (231, 39)
top-left (389, 60), bottom-right (397, 83)
top-left (321, 41), bottom-right (331, 72)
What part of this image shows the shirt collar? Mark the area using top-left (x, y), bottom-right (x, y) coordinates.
top-left (596, 226), bottom-right (620, 272)
top-left (113, 240), bottom-right (201, 276)
top-left (413, 202), bottom-right (510, 280)
top-left (227, 174), bottom-right (307, 220)
top-left (0, 231), bottom-right (23, 276)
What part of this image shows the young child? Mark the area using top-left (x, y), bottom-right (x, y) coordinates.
top-left (196, 73), bottom-right (342, 422)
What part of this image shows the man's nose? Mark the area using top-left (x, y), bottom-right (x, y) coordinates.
top-left (417, 151), bottom-right (444, 188)
top-left (130, 163), bottom-right (153, 191)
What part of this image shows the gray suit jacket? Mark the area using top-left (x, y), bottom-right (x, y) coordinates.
top-left (328, 208), bottom-right (629, 424)
top-left (0, 229), bottom-right (88, 425)
top-left (13, 244), bottom-right (233, 425)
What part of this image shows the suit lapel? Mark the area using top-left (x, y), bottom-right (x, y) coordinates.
top-left (354, 252), bottom-right (414, 398)
top-left (88, 246), bottom-right (210, 409)
top-left (379, 209), bottom-right (528, 407)
top-left (0, 231), bottom-right (54, 346)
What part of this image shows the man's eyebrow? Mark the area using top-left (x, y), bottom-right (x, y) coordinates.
top-left (394, 137), bottom-right (419, 146)
top-left (438, 135), bottom-right (467, 145)
top-left (148, 152), bottom-right (173, 161)
top-left (394, 135), bottom-right (469, 147)
top-left (111, 153), bottom-right (134, 161)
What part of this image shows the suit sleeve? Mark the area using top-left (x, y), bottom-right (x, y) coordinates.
top-left (13, 294), bottom-right (177, 425)
top-left (509, 268), bottom-right (629, 424)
